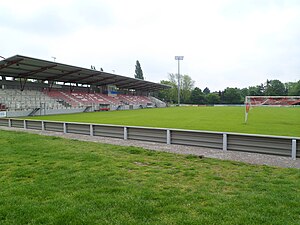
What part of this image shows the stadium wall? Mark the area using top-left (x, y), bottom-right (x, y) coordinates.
top-left (2, 105), bottom-right (151, 117)
top-left (5, 108), bottom-right (86, 117)
top-left (0, 118), bottom-right (298, 160)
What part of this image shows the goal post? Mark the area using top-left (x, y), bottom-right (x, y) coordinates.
top-left (244, 97), bottom-right (250, 123)
top-left (244, 96), bottom-right (300, 123)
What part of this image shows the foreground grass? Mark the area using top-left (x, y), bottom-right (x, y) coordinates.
top-left (29, 106), bottom-right (300, 137)
top-left (1, 130), bottom-right (300, 224)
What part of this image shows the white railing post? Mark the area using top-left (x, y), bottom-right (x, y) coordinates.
top-left (291, 139), bottom-right (297, 160)
top-left (223, 133), bottom-right (227, 151)
top-left (90, 124), bottom-right (94, 136)
top-left (41, 121), bottom-right (45, 131)
top-left (23, 120), bottom-right (27, 129)
top-left (167, 129), bottom-right (171, 145)
top-left (63, 123), bottom-right (67, 134)
top-left (8, 119), bottom-right (11, 127)
top-left (124, 127), bottom-right (128, 140)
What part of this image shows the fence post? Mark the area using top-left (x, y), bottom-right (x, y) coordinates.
top-left (292, 139), bottom-right (297, 160)
top-left (90, 124), bottom-right (94, 136)
top-left (8, 119), bottom-right (11, 127)
top-left (166, 129), bottom-right (171, 145)
top-left (63, 123), bottom-right (67, 134)
top-left (124, 127), bottom-right (128, 140)
top-left (223, 133), bottom-right (227, 151)
top-left (23, 120), bottom-right (27, 129)
top-left (41, 121), bottom-right (45, 131)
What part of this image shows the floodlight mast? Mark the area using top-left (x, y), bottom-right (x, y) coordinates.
top-left (175, 56), bottom-right (184, 106)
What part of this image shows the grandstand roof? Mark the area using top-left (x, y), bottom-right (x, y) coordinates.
top-left (0, 55), bottom-right (170, 92)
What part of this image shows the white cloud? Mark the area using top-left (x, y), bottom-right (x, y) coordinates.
top-left (0, 0), bottom-right (299, 91)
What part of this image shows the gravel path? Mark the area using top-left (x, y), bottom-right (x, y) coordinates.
top-left (1, 126), bottom-right (299, 169)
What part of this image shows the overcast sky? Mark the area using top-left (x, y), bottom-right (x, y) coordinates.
top-left (1, 0), bottom-right (299, 91)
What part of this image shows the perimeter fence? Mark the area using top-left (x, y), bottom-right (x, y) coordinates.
top-left (0, 118), bottom-right (299, 159)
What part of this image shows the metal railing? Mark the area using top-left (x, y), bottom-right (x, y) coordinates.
top-left (0, 118), bottom-right (299, 159)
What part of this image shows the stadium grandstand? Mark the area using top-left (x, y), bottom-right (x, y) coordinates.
top-left (0, 55), bottom-right (170, 117)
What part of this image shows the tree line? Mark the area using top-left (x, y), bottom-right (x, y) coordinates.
top-left (158, 74), bottom-right (300, 104)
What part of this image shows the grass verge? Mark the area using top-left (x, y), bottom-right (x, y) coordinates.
top-left (0, 130), bottom-right (300, 224)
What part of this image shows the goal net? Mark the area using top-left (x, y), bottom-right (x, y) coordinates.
top-left (244, 96), bottom-right (300, 123)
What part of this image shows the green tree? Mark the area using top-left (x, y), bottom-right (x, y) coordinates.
top-left (159, 73), bottom-right (195, 104)
top-left (223, 87), bottom-right (242, 104)
top-left (248, 85), bottom-right (263, 96)
top-left (181, 75), bottom-right (195, 103)
top-left (240, 88), bottom-right (249, 99)
top-left (206, 93), bottom-right (220, 104)
top-left (285, 80), bottom-right (300, 96)
top-left (190, 87), bottom-right (206, 104)
top-left (264, 79), bottom-right (286, 96)
top-left (158, 80), bottom-right (177, 103)
top-left (134, 60), bottom-right (144, 80)
top-left (203, 87), bottom-right (210, 94)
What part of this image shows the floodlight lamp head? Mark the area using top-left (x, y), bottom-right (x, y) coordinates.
top-left (175, 56), bottom-right (184, 60)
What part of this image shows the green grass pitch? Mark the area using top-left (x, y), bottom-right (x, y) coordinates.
top-left (1, 130), bottom-right (300, 224)
top-left (29, 106), bottom-right (300, 137)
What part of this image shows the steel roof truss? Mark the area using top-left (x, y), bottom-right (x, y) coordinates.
top-left (86, 75), bottom-right (118, 85)
top-left (47, 69), bottom-right (82, 80)
top-left (0, 59), bottom-right (23, 71)
top-left (69, 74), bottom-right (96, 83)
top-left (97, 78), bottom-right (130, 86)
top-left (118, 82), bottom-right (153, 89)
top-left (19, 65), bottom-right (57, 78)
top-left (116, 80), bottom-right (144, 88)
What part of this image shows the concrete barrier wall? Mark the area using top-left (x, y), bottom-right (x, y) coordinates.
top-left (4, 104), bottom-right (156, 117)
top-left (6, 108), bottom-right (85, 117)
top-left (0, 118), bottom-right (298, 159)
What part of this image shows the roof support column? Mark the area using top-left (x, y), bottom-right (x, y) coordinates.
top-left (19, 77), bottom-right (27, 91)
